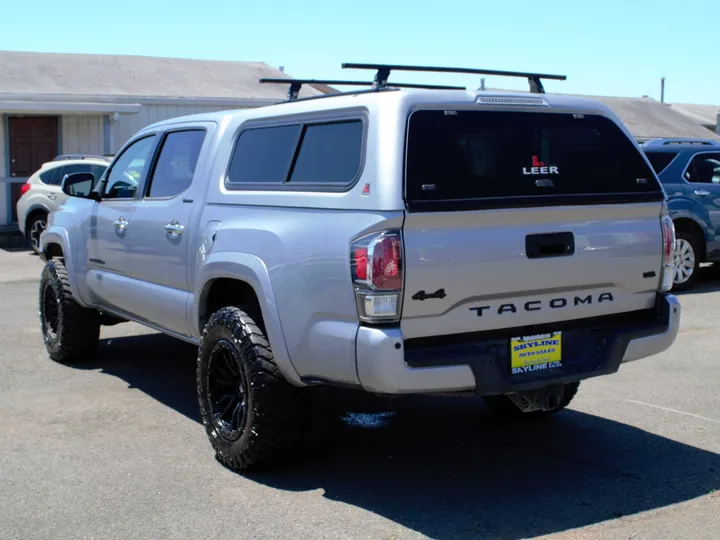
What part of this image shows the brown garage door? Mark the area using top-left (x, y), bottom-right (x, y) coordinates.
top-left (8, 116), bottom-right (59, 223)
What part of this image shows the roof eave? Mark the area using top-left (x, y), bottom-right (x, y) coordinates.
top-left (0, 92), bottom-right (285, 108)
top-left (0, 100), bottom-right (141, 114)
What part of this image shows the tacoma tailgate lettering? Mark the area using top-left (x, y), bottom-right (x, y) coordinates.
top-left (469, 292), bottom-right (614, 316)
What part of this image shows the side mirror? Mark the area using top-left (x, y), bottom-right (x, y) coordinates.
top-left (61, 172), bottom-right (100, 201)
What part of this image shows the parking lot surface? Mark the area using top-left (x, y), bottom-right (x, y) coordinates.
top-left (1, 244), bottom-right (719, 540)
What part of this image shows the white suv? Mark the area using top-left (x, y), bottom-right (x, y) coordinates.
top-left (16, 155), bottom-right (110, 253)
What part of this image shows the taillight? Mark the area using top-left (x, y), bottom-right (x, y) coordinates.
top-left (660, 202), bottom-right (675, 292)
top-left (350, 230), bottom-right (404, 323)
top-left (20, 183), bottom-right (31, 196)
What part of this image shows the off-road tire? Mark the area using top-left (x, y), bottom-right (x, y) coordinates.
top-left (483, 382), bottom-right (579, 419)
top-left (197, 306), bottom-right (303, 472)
top-left (39, 259), bottom-right (100, 364)
top-left (672, 229), bottom-right (701, 291)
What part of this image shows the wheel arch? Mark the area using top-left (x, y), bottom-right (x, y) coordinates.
top-left (39, 228), bottom-right (90, 308)
top-left (24, 205), bottom-right (51, 230)
top-left (195, 253), bottom-right (303, 386)
top-left (673, 216), bottom-right (707, 262)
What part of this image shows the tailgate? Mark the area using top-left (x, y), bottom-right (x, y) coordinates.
top-left (400, 203), bottom-right (663, 339)
top-left (400, 107), bottom-right (665, 340)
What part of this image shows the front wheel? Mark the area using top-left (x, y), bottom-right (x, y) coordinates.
top-left (673, 230), bottom-right (701, 290)
top-left (197, 307), bottom-right (303, 472)
top-left (39, 259), bottom-right (100, 363)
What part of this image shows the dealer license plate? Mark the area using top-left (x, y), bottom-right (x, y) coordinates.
top-left (510, 332), bottom-right (563, 375)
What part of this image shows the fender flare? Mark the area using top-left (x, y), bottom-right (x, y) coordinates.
top-left (20, 204), bottom-right (52, 235)
top-left (670, 209), bottom-right (712, 243)
top-left (39, 227), bottom-right (90, 308)
top-left (194, 252), bottom-right (303, 387)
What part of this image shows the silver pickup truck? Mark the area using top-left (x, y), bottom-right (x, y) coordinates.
top-left (38, 65), bottom-right (681, 472)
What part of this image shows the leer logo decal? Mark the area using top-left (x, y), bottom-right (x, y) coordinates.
top-left (523, 155), bottom-right (559, 176)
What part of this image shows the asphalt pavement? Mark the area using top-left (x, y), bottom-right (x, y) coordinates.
top-left (1, 243), bottom-right (718, 540)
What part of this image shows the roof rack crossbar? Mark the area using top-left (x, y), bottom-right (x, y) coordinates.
top-left (259, 78), bottom-right (466, 101)
top-left (341, 62), bottom-right (567, 94)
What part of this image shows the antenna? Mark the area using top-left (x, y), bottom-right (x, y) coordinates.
top-left (259, 78), bottom-right (466, 101)
top-left (342, 62), bottom-right (567, 94)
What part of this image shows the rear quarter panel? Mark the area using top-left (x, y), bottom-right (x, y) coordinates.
top-left (197, 206), bottom-right (403, 385)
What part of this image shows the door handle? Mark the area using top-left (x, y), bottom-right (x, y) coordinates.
top-left (694, 190), bottom-right (710, 197)
top-left (47, 194), bottom-right (57, 200)
top-left (113, 217), bottom-right (128, 231)
top-left (164, 220), bottom-right (185, 237)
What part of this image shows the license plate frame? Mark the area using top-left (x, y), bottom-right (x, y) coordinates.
top-left (510, 332), bottom-right (563, 375)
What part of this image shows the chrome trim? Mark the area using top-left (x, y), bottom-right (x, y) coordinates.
top-left (112, 217), bottom-right (128, 231)
top-left (164, 220), bottom-right (185, 236)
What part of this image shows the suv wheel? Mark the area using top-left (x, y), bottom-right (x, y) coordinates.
top-left (27, 212), bottom-right (48, 255)
top-left (673, 230), bottom-right (701, 290)
top-left (197, 307), bottom-right (303, 472)
top-left (483, 382), bottom-right (579, 419)
top-left (39, 259), bottom-right (100, 363)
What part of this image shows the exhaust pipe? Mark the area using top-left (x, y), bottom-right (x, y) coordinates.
top-left (518, 395), bottom-right (532, 411)
top-left (545, 391), bottom-right (560, 410)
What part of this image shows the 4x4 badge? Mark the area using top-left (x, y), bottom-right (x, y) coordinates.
top-left (412, 289), bottom-right (447, 301)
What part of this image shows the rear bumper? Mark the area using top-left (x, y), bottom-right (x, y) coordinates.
top-left (16, 195), bottom-right (30, 236)
top-left (356, 293), bottom-right (681, 395)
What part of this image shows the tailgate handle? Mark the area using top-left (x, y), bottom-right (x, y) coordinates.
top-left (526, 232), bottom-right (575, 259)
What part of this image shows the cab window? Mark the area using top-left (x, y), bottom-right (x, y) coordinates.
top-left (103, 136), bottom-right (157, 199)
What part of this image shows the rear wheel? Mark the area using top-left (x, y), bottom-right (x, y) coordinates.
top-left (673, 229), bottom-right (701, 290)
top-left (197, 306), bottom-right (304, 472)
top-left (26, 212), bottom-right (48, 255)
top-left (483, 382), bottom-right (579, 419)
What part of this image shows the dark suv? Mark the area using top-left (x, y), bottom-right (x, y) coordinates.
top-left (642, 138), bottom-right (720, 289)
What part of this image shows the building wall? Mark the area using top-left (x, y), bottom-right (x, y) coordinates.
top-left (0, 114), bottom-right (7, 226)
top-left (0, 113), bottom-right (106, 226)
top-left (62, 115), bottom-right (105, 155)
top-left (113, 104), bottom-right (234, 152)
top-left (1, 105), bottom-right (250, 226)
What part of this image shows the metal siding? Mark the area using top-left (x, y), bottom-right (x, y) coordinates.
top-left (0, 114), bottom-right (7, 225)
top-left (0, 114), bottom-right (6, 178)
top-left (61, 115), bottom-right (104, 155)
top-left (111, 104), bottom-right (252, 153)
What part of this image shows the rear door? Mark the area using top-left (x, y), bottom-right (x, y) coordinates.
top-left (121, 128), bottom-right (208, 336)
top-left (682, 152), bottom-right (720, 235)
top-left (401, 108), bottom-right (666, 339)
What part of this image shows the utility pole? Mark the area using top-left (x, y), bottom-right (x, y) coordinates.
top-left (660, 77), bottom-right (666, 103)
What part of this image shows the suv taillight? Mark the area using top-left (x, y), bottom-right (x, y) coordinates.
top-left (660, 202), bottom-right (675, 292)
top-left (350, 230), bottom-right (403, 323)
top-left (20, 182), bottom-right (31, 196)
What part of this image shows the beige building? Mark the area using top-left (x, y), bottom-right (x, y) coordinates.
top-left (669, 103), bottom-right (720, 135)
top-left (0, 50), bottom-right (324, 226)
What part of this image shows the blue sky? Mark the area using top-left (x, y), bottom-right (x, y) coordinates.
top-left (1, 0), bottom-right (717, 104)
